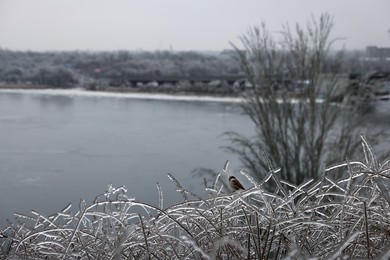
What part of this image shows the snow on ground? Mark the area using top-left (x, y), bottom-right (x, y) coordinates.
top-left (0, 88), bottom-right (242, 103)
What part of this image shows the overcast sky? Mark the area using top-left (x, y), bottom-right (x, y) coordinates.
top-left (0, 0), bottom-right (389, 52)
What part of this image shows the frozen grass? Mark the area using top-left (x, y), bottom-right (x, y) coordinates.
top-left (1, 136), bottom-right (389, 259)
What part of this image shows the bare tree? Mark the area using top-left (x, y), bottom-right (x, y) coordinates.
top-left (225, 14), bottom-right (365, 186)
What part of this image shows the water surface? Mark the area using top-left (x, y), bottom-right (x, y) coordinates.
top-left (0, 89), bottom-right (388, 228)
top-left (0, 90), bottom-right (254, 227)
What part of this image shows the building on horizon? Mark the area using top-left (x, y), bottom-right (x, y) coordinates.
top-left (366, 46), bottom-right (390, 60)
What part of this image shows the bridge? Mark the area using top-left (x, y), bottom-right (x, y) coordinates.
top-left (107, 75), bottom-right (247, 88)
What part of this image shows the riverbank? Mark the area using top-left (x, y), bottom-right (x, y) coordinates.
top-left (0, 82), bottom-right (242, 97)
top-left (0, 86), bottom-right (243, 103)
top-left (0, 83), bottom-right (55, 90)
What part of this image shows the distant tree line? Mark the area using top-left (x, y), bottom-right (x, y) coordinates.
top-left (0, 49), bottom-right (388, 93)
top-left (0, 50), bottom-right (242, 90)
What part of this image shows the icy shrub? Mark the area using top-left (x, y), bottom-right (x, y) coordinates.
top-left (1, 137), bottom-right (389, 259)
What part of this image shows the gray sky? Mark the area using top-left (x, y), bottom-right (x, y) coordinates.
top-left (0, 0), bottom-right (389, 52)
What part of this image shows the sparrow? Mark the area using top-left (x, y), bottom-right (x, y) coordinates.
top-left (229, 176), bottom-right (245, 191)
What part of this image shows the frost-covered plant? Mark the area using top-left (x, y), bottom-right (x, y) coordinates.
top-left (1, 137), bottom-right (389, 259)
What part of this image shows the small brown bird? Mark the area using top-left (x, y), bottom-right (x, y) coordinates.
top-left (229, 176), bottom-right (245, 191)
